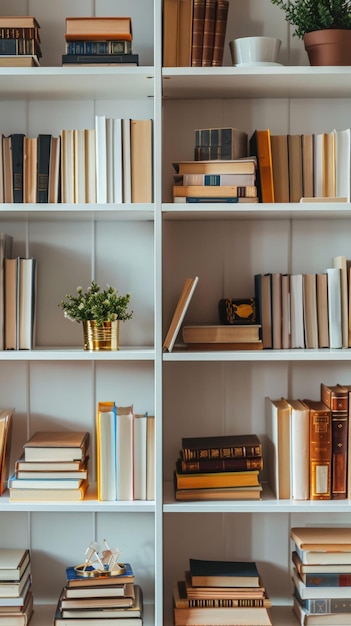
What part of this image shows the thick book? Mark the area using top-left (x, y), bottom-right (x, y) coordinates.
top-left (301, 133), bottom-right (314, 198)
top-left (326, 267), bottom-right (342, 349)
top-left (297, 569), bottom-right (351, 587)
top-left (191, 0), bottom-right (206, 67)
top-left (175, 469), bottom-right (260, 489)
top-left (333, 255), bottom-right (349, 348)
top-left (292, 550), bottom-right (351, 575)
top-left (302, 399), bottom-right (332, 500)
top-left (291, 527), bottom-right (351, 552)
top-left (18, 257), bottom-right (37, 350)
top-left (178, 172), bottom-right (256, 186)
top-left (174, 579), bottom-right (271, 608)
top-left (173, 184), bottom-right (257, 198)
top-left (61, 53), bottom-right (139, 65)
top-left (146, 413), bottom-right (155, 500)
top-left (181, 433), bottom-right (262, 460)
top-left (270, 134), bottom-right (289, 203)
top-left (65, 580), bottom-right (134, 599)
top-left (133, 412), bottom-right (147, 500)
top-left (0, 232), bottom-right (13, 351)
top-left (23, 431), bottom-right (90, 462)
top-left (271, 272), bottom-right (282, 349)
top-left (173, 605), bottom-right (272, 626)
top-left (177, 0), bottom-right (193, 67)
top-left (173, 157), bottom-right (257, 175)
top-left (60, 584), bottom-right (142, 619)
top-left (211, 0), bottom-right (229, 67)
top-left (4, 257), bottom-right (19, 350)
top-left (163, 276), bottom-right (199, 352)
top-left (8, 474), bottom-right (85, 489)
top-left (163, 0), bottom-right (179, 66)
top-left (0, 562), bottom-right (31, 597)
top-left (282, 399), bottom-right (309, 500)
top-left (175, 485), bottom-right (263, 500)
top-left (36, 134), bottom-right (51, 203)
top-left (187, 341), bottom-right (263, 351)
top-left (265, 397), bottom-right (291, 499)
top-left (9, 480), bottom-right (89, 501)
top-left (249, 129), bottom-right (274, 203)
top-left (185, 569), bottom-right (265, 597)
top-left (0, 54), bottom-right (39, 67)
top-left (293, 595), bottom-right (351, 625)
top-left (288, 133), bottom-right (303, 202)
top-left (0, 549), bottom-right (29, 581)
top-left (66, 562), bottom-right (134, 588)
top-left (303, 273), bottom-right (318, 349)
top-left (54, 609), bottom-right (141, 626)
top-left (0, 38), bottom-right (41, 57)
top-left (0, 588), bottom-right (33, 625)
top-left (254, 273), bottom-right (272, 349)
top-left (0, 17), bottom-right (40, 28)
top-left (0, 408), bottom-right (14, 495)
top-left (295, 586), bottom-right (351, 613)
top-left (316, 272), bottom-right (329, 348)
top-left (15, 458), bottom-right (86, 472)
top-left (0, 26), bottom-right (39, 39)
top-left (177, 456), bottom-right (263, 473)
top-left (292, 567), bottom-right (351, 599)
top-left (321, 383), bottom-right (348, 500)
top-left (59, 589), bottom-right (134, 609)
top-left (290, 273), bottom-right (305, 348)
top-left (11, 134), bottom-right (25, 203)
top-left (182, 324), bottom-right (260, 344)
top-left (64, 17), bottom-right (133, 41)
top-left (116, 405), bottom-right (134, 501)
top-left (23, 136), bottom-right (37, 203)
top-left (189, 559), bottom-right (260, 587)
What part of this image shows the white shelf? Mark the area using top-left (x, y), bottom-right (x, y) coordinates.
top-left (0, 66), bottom-right (154, 100)
top-left (0, 347), bottom-right (155, 360)
top-left (162, 202), bottom-right (351, 220)
top-left (0, 204), bottom-right (154, 221)
top-left (162, 66), bottom-right (351, 99)
top-left (163, 348), bottom-right (351, 362)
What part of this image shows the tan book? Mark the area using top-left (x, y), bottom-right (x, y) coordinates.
top-left (321, 382), bottom-right (348, 500)
top-left (23, 137), bottom-right (37, 203)
top-left (290, 273), bottom-right (304, 348)
top-left (173, 185), bottom-right (257, 198)
top-left (146, 414), bottom-right (155, 500)
top-left (15, 457), bottom-right (87, 472)
top-left (177, 0), bottom-right (193, 66)
top-left (173, 605), bottom-right (272, 626)
top-left (282, 399), bottom-right (309, 500)
top-left (61, 585), bottom-right (142, 620)
top-left (288, 134), bottom-right (303, 203)
top-left (23, 431), bottom-right (90, 462)
top-left (301, 399), bottom-right (332, 500)
top-left (84, 129), bottom-right (96, 203)
top-left (184, 570), bottom-right (266, 597)
top-left (65, 17), bottom-right (132, 41)
top-left (270, 134), bottom-right (289, 203)
top-left (316, 272), bottom-right (329, 348)
top-left (173, 158), bottom-right (257, 175)
top-left (182, 324), bottom-right (260, 343)
top-left (175, 485), bottom-right (261, 503)
top-left (163, 276), bottom-right (199, 352)
top-left (0, 55), bottom-right (39, 67)
top-left (0, 409), bottom-right (13, 495)
top-left (61, 128), bottom-right (74, 203)
top-left (9, 479), bottom-right (89, 501)
top-left (301, 133), bottom-right (314, 198)
top-left (59, 589), bottom-right (134, 609)
top-left (0, 16), bottom-right (40, 28)
top-left (65, 580), bottom-right (135, 599)
top-left (130, 119), bottom-right (153, 203)
top-left (174, 579), bottom-right (271, 608)
top-left (18, 257), bottom-right (36, 350)
top-left (322, 130), bottom-right (336, 197)
top-left (186, 341), bottom-right (263, 350)
top-left (73, 128), bottom-right (86, 203)
top-left (292, 550), bottom-right (351, 574)
top-left (281, 274), bottom-right (291, 349)
top-left (303, 273), bottom-right (318, 349)
top-left (163, 0), bottom-right (179, 66)
top-left (291, 526), bottom-right (351, 551)
top-left (48, 136), bottom-right (61, 203)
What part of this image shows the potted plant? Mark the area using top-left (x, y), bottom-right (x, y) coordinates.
top-left (59, 280), bottom-right (133, 351)
top-left (270, 0), bottom-right (351, 65)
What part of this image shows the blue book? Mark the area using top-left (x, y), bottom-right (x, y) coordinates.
top-left (66, 562), bottom-right (134, 586)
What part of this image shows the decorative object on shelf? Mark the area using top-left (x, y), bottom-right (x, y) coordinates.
top-left (270, 0), bottom-right (351, 65)
top-left (59, 280), bottom-right (133, 351)
top-left (74, 540), bottom-right (126, 578)
top-left (229, 36), bottom-right (281, 66)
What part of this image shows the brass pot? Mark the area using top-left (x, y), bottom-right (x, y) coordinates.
top-left (82, 320), bottom-right (120, 351)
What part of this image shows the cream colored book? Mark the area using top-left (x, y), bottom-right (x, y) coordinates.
top-left (265, 397), bottom-right (290, 499)
top-left (182, 324), bottom-right (261, 344)
top-left (23, 431), bottom-right (90, 462)
top-left (0, 549), bottom-right (29, 581)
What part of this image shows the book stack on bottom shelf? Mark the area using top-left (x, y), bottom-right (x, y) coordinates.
top-left (0, 549), bottom-right (33, 626)
top-left (173, 558), bottom-right (272, 626)
top-left (291, 527), bottom-right (351, 626)
top-left (54, 562), bottom-right (143, 625)
top-left (8, 431), bottom-right (90, 501)
top-left (174, 434), bottom-right (263, 501)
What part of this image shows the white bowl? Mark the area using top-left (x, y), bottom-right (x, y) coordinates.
top-left (229, 36), bottom-right (281, 66)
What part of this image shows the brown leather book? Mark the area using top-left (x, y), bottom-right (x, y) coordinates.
top-left (201, 0), bottom-right (216, 66)
top-left (301, 399), bottom-right (332, 500)
top-left (177, 456), bottom-right (263, 473)
top-left (320, 383), bottom-right (349, 500)
top-left (191, 0), bottom-right (206, 67)
top-left (211, 0), bottom-right (229, 67)
top-left (181, 433), bottom-right (262, 461)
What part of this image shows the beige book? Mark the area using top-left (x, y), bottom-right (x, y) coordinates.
top-left (333, 255), bottom-right (348, 348)
top-left (9, 479), bottom-right (89, 501)
top-left (84, 129), bottom-right (96, 203)
top-left (116, 405), bottom-right (134, 501)
top-left (4, 257), bottom-right (19, 350)
top-left (163, 276), bottom-right (199, 352)
top-left (282, 399), bottom-right (309, 500)
top-left (303, 273), bottom-right (318, 349)
top-left (281, 274), bottom-right (291, 349)
top-left (24, 431), bottom-right (90, 462)
top-left (174, 605), bottom-right (272, 625)
top-left (48, 136), bottom-right (61, 203)
top-left (18, 257), bottom-right (36, 350)
top-left (134, 413), bottom-right (147, 500)
top-left (177, 0), bottom-right (193, 66)
top-left (23, 137), bottom-right (38, 203)
top-left (291, 526), bottom-right (351, 551)
top-left (130, 119), bottom-right (153, 203)
top-left (270, 134), bottom-right (289, 203)
top-left (265, 397), bottom-right (291, 500)
top-left (301, 133), bottom-right (314, 198)
top-left (290, 274), bottom-right (304, 348)
top-left (163, 0), bottom-right (179, 66)
top-left (316, 272), bottom-right (329, 348)
top-left (73, 128), bottom-right (86, 203)
top-left (322, 130), bottom-right (336, 197)
top-left (0, 549), bottom-right (29, 581)
top-left (183, 324), bottom-right (261, 343)
top-left (0, 55), bottom-right (39, 67)
top-left (61, 129), bottom-right (74, 203)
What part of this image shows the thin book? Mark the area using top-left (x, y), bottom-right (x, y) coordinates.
top-left (163, 276), bottom-right (199, 352)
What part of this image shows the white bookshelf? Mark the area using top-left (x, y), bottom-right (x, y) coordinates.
top-left (1, 1), bottom-right (351, 626)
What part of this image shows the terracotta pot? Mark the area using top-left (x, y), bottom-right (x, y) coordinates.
top-left (304, 29), bottom-right (351, 66)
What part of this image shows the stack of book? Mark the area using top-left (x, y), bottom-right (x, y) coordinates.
top-left (172, 157), bottom-right (258, 203)
top-left (54, 562), bottom-right (143, 625)
top-left (174, 433), bottom-right (263, 500)
top-left (62, 16), bottom-right (139, 66)
top-left (0, 549), bottom-right (33, 626)
top-left (291, 527), bottom-right (351, 626)
top-left (173, 558), bottom-right (272, 626)
top-left (97, 402), bottom-right (155, 502)
top-left (0, 16), bottom-right (41, 67)
top-left (8, 431), bottom-right (90, 501)
top-left (163, 0), bottom-right (229, 67)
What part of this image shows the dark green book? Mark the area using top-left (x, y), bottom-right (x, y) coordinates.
top-left (189, 558), bottom-right (260, 587)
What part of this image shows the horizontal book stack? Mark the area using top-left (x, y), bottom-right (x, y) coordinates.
top-left (172, 156), bottom-right (259, 203)
top-left (174, 433), bottom-right (263, 500)
top-left (291, 527), bottom-right (351, 626)
top-left (0, 16), bottom-right (41, 67)
top-left (54, 562), bottom-right (143, 625)
top-left (4, 256), bottom-right (37, 351)
top-left (266, 383), bottom-right (350, 502)
top-left (62, 16), bottom-right (139, 66)
top-left (163, 0), bottom-right (229, 67)
top-left (173, 558), bottom-right (272, 626)
top-left (0, 549), bottom-right (33, 626)
top-left (8, 431), bottom-right (90, 501)
top-left (97, 403), bottom-right (155, 502)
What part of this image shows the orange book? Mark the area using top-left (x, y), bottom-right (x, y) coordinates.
top-left (65, 17), bottom-right (132, 41)
top-left (249, 130), bottom-right (274, 203)
top-left (301, 399), bottom-right (332, 500)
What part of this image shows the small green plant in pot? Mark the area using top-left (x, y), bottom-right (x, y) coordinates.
top-left (59, 280), bottom-right (133, 350)
top-left (270, 0), bottom-right (351, 65)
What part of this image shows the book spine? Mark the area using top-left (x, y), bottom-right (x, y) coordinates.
top-left (0, 27), bottom-right (39, 39)
top-left (11, 134), bottom-right (25, 203)
top-left (61, 54), bottom-right (139, 64)
top-left (182, 597), bottom-right (268, 608)
top-left (296, 591), bottom-right (351, 613)
top-left (0, 39), bottom-right (36, 55)
top-left (201, 0), bottom-right (216, 66)
top-left (304, 573), bottom-right (351, 587)
top-left (320, 384), bottom-right (349, 500)
top-left (178, 196), bottom-right (240, 203)
top-left (211, 0), bottom-right (229, 67)
top-left (181, 444), bottom-right (262, 460)
top-left (37, 134), bottom-right (51, 203)
top-left (178, 456), bottom-right (263, 473)
top-left (65, 40), bottom-right (132, 55)
top-left (195, 145), bottom-right (238, 160)
top-left (191, 0), bottom-right (206, 67)
top-left (308, 404), bottom-right (332, 499)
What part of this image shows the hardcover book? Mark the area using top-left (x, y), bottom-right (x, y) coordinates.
top-left (175, 469), bottom-right (260, 489)
top-left (173, 605), bottom-right (272, 626)
top-left (211, 0), bottom-right (229, 67)
top-left (0, 549), bottom-right (29, 581)
top-left (320, 383), bottom-right (349, 500)
top-left (181, 433), bottom-right (262, 460)
top-left (23, 431), bottom-right (90, 462)
top-left (189, 559), bottom-right (261, 587)
top-left (182, 324), bottom-right (261, 344)
top-left (291, 527), bottom-right (351, 551)
top-left (163, 276), bottom-right (199, 352)
top-left (173, 579), bottom-right (272, 607)
top-left (175, 485), bottom-right (263, 500)
top-left (301, 399), bottom-right (332, 500)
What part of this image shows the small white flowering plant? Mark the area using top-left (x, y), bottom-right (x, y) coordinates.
top-left (59, 280), bottom-right (133, 327)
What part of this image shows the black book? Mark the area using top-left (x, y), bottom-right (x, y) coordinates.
top-left (61, 53), bottom-right (139, 66)
top-left (37, 134), bottom-right (51, 203)
top-left (0, 38), bottom-right (41, 57)
top-left (11, 134), bottom-right (25, 203)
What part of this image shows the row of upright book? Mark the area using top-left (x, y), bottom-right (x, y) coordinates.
top-left (163, 0), bottom-right (229, 68)
top-left (0, 117), bottom-right (153, 205)
top-left (266, 382), bottom-right (351, 502)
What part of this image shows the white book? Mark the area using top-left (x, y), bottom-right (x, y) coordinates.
top-left (19, 258), bottom-right (37, 350)
top-left (283, 398), bottom-right (309, 500)
top-left (95, 114), bottom-right (107, 203)
top-left (97, 402), bottom-right (116, 501)
top-left (133, 412), bottom-right (147, 500)
top-left (61, 129), bottom-right (75, 203)
top-left (265, 396), bottom-right (290, 499)
top-left (0, 563), bottom-right (31, 597)
top-left (8, 474), bottom-right (84, 489)
top-left (334, 127), bottom-right (351, 201)
top-left (4, 257), bottom-right (19, 350)
top-left (106, 117), bottom-right (114, 203)
top-left (326, 267), bottom-right (342, 348)
top-left (333, 255), bottom-right (348, 348)
top-left (116, 405), bottom-right (134, 501)
top-left (0, 549), bottom-right (29, 581)
top-left (122, 118), bottom-right (131, 203)
top-left (73, 129), bottom-right (86, 203)
top-left (84, 129), bottom-right (96, 203)
top-left (290, 274), bottom-right (305, 348)
top-left (113, 118), bottom-right (123, 203)
top-left (146, 414), bottom-right (155, 500)
top-left (0, 232), bottom-right (13, 351)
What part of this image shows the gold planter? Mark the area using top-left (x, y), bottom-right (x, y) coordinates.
top-left (83, 320), bottom-right (120, 351)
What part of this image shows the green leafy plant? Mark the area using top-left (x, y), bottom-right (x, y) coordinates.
top-left (270, 0), bottom-right (351, 39)
top-left (59, 280), bottom-right (133, 327)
